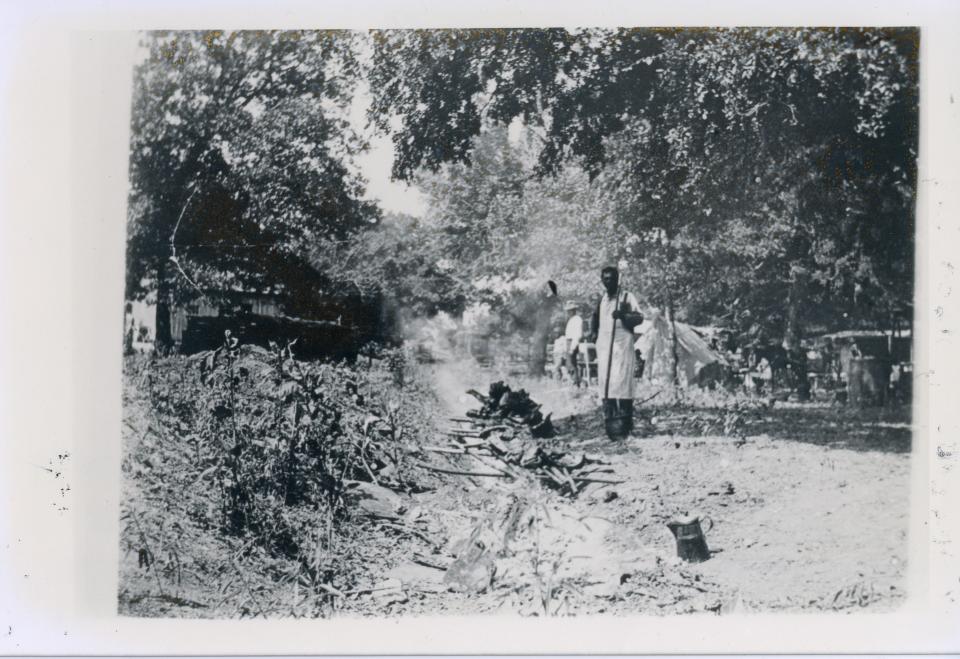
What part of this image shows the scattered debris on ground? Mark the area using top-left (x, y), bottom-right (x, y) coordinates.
top-left (411, 381), bottom-right (621, 497)
top-left (120, 356), bottom-right (911, 618)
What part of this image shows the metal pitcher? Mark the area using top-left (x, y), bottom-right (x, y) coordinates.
top-left (667, 514), bottom-right (714, 563)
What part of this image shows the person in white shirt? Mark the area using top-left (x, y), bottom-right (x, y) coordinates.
top-left (562, 300), bottom-right (585, 386)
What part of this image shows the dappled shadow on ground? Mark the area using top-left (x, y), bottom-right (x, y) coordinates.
top-left (554, 401), bottom-right (912, 455)
top-left (741, 403), bottom-right (911, 454)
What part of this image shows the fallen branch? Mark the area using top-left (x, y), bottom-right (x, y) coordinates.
top-left (412, 552), bottom-right (451, 570)
top-left (423, 446), bottom-right (475, 455)
top-left (413, 461), bottom-right (508, 479)
top-left (471, 453), bottom-right (523, 479)
top-left (538, 474), bottom-right (624, 486)
top-left (448, 428), bottom-right (484, 438)
top-left (478, 425), bottom-right (511, 437)
top-left (549, 466), bottom-right (578, 494)
top-left (465, 389), bottom-right (488, 404)
top-left (127, 593), bottom-right (209, 609)
top-left (637, 390), bottom-right (662, 406)
top-left (450, 438), bottom-right (487, 449)
top-left (377, 521), bottom-right (436, 546)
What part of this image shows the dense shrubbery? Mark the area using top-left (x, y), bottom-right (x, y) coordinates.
top-left (120, 333), bottom-right (440, 617)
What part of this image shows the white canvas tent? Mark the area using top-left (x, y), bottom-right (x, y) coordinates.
top-left (634, 312), bottom-right (727, 387)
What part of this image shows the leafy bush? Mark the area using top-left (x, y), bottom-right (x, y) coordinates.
top-left (120, 332), bottom-right (440, 617)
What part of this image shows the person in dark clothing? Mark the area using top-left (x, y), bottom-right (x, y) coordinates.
top-left (588, 267), bottom-right (644, 439)
top-left (528, 280), bottom-right (561, 377)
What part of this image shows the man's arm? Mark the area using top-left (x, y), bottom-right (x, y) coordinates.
top-left (616, 292), bottom-right (644, 330)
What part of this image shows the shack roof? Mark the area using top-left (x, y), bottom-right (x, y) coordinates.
top-left (812, 329), bottom-right (912, 341)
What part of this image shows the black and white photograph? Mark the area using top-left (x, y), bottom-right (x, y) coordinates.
top-left (2, 1), bottom-right (960, 654)
top-left (118, 26), bottom-right (918, 618)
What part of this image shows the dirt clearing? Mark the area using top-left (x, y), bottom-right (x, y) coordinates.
top-left (119, 357), bottom-right (910, 617)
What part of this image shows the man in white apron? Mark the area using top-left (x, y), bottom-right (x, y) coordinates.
top-left (589, 266), bottom-right (644, 439)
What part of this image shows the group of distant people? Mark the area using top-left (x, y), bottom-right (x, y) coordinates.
top-left (531, 265), bottom-right (905, 437)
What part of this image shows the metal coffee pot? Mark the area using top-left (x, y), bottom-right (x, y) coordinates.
top-left (667, 514), bottom-right (714, 563)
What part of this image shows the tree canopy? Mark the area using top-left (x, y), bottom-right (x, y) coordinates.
top-left (370, 27), bottom-right (917, 342)
top-left (126, 28), bottom-right (918, 354)
top-left (127, 30), bottom-right (378, 346)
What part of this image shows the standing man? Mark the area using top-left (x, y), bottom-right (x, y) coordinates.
top-left (562, 300), bottom-right (584, 386)
top-left (589, 266), bottom-right (644, 439)
top-left (528, 280), bottom-right (561, 377)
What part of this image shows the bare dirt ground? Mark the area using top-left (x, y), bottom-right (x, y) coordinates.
top-left (119, 361), bottom-right (911, 617)
top-left (565, 425), bottom-right (909, 612)
top-left (328, 374), bottom-right (911, 616)
top-left (556, 381), bottom-right (911, 612)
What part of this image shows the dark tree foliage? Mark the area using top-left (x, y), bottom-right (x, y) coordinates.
top-left (310, 212), bottom-right (468, 319)
top-left (370, 28), bottom-right (917, 343)
top-left (369, 28), bottom-right (661, 180)
top-left (127, 31), bottom-right (379, 349)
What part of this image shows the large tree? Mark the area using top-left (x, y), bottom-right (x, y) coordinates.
top-left (127, 30), bottom-right (378, 349)
top-left (369, 28), bottom-right (918, 350)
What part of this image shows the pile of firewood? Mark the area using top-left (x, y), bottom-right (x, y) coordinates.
top-left (414, 382), bottom-right (621, 497)
top-left (464, 381), bottom-right (555, 438)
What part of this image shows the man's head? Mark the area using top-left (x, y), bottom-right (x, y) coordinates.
top-left (564, 300), bottom-right (580, 316)
top-left (601, 266), bottom-right (619, 295)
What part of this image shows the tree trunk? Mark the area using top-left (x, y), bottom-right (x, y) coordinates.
top-left (124, 316), bottom-right (135, 356)
top-left (155, 257), bottom-right (173, 353)
top-left (667, 294), bottom-right (680, 387)
top-left (784, 270), bottom-right (809, 400)
top-left (664, 226), bottom-right (680, 387)
top-left (784, 280), bottom-right (802, 352)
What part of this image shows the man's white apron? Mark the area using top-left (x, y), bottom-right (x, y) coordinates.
top-left (596, 292), bottom-right (638, 399)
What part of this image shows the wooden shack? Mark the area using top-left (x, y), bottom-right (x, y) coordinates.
top-left (170, 287), bottom-right (391, 360)
top-left (171, 290), bottom-right (283, 344)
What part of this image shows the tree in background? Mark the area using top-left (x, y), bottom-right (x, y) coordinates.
top-left (414, 128), bottom-right (529, 306)
top-left (397, 127), bottom-right (629, 329)
top-left (369, 27), bottom-right (917, 361)
top-left (126, 31), bottom-right (378, 350)
top-left (309, 211), bottom-right (466, 320)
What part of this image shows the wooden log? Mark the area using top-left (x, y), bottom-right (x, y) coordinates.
top-left (538, 474), bottom-right (625, 485)
top-left (478, 425), bottom-right (511, 437)
top-left (471, 454), bottom-right (519, 479)
top-left (412, 553), bottom-right (452, 570)
top-left (413, 461), bottom-right (508, 479)
top-left (551, 466), bottom-right (578, 493)
top-left (438, 453), bottom-right (481, 489)
top-left (377, 521), bottom-right (437, 546)
top-left (451, 438), bottom-right (487, 449)
top-left (637, 390), bottom-right (662, 406)
top-left (465, 389), bottom-right (489, 403)
top-left (448, 429), bottom-right (483, 437)
top-left (542, 467), bottom-right (566, 489)
top-left (423, 446), bottom-right (475, 455)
